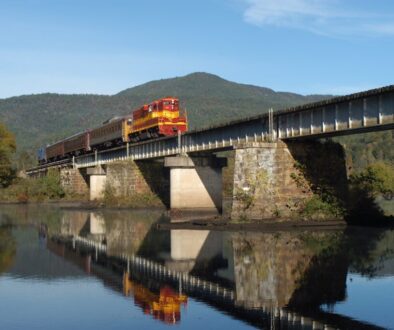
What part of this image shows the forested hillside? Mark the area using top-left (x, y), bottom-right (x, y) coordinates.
top-left (0, 72), bottom-right (392, 171)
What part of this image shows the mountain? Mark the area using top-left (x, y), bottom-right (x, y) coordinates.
top-left (0, 72), bottom-right (329, 152)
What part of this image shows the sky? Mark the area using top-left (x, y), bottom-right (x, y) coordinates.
top-left (0, 0), bottom-right (394, 98)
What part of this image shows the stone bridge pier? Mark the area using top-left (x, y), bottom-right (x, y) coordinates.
top-left (59, 166), bottom-right (104, 200)
top-left (231, 141), bottom-right (348, 220)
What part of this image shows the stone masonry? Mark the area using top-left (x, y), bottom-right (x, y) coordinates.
top-left (231, 141), bottom-right (347, 220)
top-left (60, 167), bottom-right (89, 196)
top-left (105, 160), bottom-right (169, 205)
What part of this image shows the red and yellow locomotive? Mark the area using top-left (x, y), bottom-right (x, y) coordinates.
top-left (131, 97), bottom-right (187, 141)
top-left (39, 97), bottom-right (188, 163)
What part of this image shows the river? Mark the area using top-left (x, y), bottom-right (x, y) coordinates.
top-left (0, 204), bottom-right (393, 329)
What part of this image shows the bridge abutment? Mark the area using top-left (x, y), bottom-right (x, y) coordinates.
top-left (231, 141), bottom-right (348, 220)
top-left (165, 155), bottom-right (227, 213)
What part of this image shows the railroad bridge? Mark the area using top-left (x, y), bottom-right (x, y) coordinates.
top-left (27, 85), bottom-right (394, 219)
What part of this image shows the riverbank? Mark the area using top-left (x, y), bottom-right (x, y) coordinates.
top-left (2, 200), bottom-right (392, 231)
top-left (1, 194), bottom-right (392, 229)
top-left (157, 218), bottom-right (348, 232)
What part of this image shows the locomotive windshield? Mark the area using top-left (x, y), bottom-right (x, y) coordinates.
top-left (162, 99), bottom-right (178, 110)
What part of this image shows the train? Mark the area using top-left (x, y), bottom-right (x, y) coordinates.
top-left (37, 97), bottom-right (188, 164)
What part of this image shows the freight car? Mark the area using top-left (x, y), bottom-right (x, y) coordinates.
top-left (38, 97), bottom-right (188, 164)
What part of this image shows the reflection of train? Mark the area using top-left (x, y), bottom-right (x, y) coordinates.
top-left (123, 272), bottom-right (187, 324)
top-left (38, 97), bottom-right (188, 164)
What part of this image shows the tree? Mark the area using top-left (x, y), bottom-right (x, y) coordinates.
top-left (350, 162), bottom-right (394, 200)
top-left (16, 150), bottom-right (35, 171)
top-left (0, 122), bottom-right (16, 187)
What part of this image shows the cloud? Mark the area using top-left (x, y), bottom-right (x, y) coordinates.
top-left (241, 0), bottom-right (394, 37)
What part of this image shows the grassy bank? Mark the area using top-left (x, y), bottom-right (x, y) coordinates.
top-left (0, 170), bottom-right (86, 203)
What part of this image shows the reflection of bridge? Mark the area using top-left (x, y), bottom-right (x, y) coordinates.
top-left (51, 233), bottom-right (383, 330)
top-left (73, 235), bottom-right (235, 301)
top-left (27, 86), bottom-right (394, 219)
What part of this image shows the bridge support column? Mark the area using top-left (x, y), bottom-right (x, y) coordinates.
top-left (87, 166), bottom-right (107, 201)
top-left (165, 155), bottom-right (227, 213)
top-left (231, 141), bottom-right (348, 220)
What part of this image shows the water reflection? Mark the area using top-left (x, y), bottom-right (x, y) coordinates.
top-left (123, 272), bottom-right (188, 324)
top-left (0, 227), bottom-right (15, 274)
top-left (0, 205), bottom-right (393, 329)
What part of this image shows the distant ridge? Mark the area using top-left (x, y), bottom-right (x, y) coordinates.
top-left (0, 72), bottom-right (331, 152)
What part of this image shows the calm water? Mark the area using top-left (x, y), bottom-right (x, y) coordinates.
top-left (0, 205), bottom-right (394, 329)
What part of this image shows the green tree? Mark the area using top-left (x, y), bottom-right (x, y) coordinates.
top-left (15, 150), bottom-right (35, 171)
top-left (350, 162), bottom-right (394, 199)
top-left (0, 122), bottom-right (16, 187)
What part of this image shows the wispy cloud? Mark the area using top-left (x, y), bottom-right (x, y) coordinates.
top-left (241, 0), bottom-right (394, 37)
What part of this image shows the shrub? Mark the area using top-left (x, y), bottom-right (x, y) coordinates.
top-left (0, 170), bottom-right (65, 202)
top-left (300, 195), bottom-right (345, 220)
top-left (350, 162), bottom-right (394, 199)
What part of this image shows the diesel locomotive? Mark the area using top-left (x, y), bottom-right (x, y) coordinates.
top-left (38, 97), bottom-right (187, 164)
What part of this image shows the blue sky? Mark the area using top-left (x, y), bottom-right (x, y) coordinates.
top-left (0, 0), bottom-right (393, 98)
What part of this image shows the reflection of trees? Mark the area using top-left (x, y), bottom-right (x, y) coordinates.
top-left (345, 227), bottom-right (394, 277)
top-left (0, 227), bottom-right (16, 274)
top-left (0, 204), bottom-right (63, 234)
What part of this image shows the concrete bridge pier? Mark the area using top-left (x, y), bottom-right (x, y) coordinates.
top-left (86, 166), bottom-right (107, 201)
top-left (165, 155), bottom-right (227, 213)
